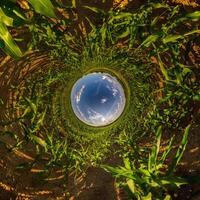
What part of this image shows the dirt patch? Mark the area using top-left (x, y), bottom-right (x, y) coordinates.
top-left (0, 1), bottom-right (200, 200)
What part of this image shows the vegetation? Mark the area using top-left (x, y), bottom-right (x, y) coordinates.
top-left (0, 0), bottom-right (199, 199)
top-left (103, 125), bottom-right (191, 200)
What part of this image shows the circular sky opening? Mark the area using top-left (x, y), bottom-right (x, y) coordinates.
top-left (70, 72), bottom-right (126, 127)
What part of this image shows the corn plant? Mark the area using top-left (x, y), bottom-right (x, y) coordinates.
top-left (103, 125), bottom-right (191, 200)
top-left (0, 0), bottom-right (56, 58)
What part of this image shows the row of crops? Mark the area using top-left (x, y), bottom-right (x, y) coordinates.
top-left (0, 0), bottom-right (200, 199)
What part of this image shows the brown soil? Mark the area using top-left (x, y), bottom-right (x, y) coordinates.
top-left (0, 0), bottom-right (200, 200)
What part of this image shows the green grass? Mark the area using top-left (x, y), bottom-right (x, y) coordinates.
top-left (0, 1), bottom-right (199, 198)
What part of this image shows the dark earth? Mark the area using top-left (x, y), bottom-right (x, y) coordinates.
top-left (0, 0), bottom-right (200, 199)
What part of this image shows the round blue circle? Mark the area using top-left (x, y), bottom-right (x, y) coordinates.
top-left (70, 72), bottom-right (126, 127)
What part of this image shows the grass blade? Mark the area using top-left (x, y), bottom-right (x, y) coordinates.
top-left (167, 125), bottom-right (191, 175)
top-left (163, 30), bottom-right (200, 44)
top-left (27, 0), bottom-right (56, 18)
top-left (157, 52), bottom-right (169, 81)
top-left (31, 134), bottom-right (47, 150)
top-left (139, 34), bottom-right (159, 48)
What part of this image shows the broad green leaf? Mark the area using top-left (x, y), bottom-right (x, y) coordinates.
top-left (0, 8), bottom-right (13, 26)
top-left (27, 0), bottom-right (56, 18)
top-left (139, 34), bottom-right (159, 48)
top-left (0, 22), bottom-right (22, 58)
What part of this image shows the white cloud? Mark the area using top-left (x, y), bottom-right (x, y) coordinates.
top-left (87, 108), bottom-right (106, 124)
top-left (76, 85), bottom-right (85, 103)
top-left (102, 75), bottom-right (113, 83)
top-left (101, 98), bottom-right (107, 103)
top-left (112, 88), bottom-right (118, 96)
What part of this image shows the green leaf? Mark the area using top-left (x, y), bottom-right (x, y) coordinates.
top-left (150, 3), bottom-right (169, 9)
top-left (27, 0), bottom-right (56, 18)
top-left (0, 22), bottom-right (22, 58)
top-left (109, 12), bottom-right (132, 22)
top-left (163, 35), bottom-right (183, 44)
top-left (100, 23), bottom-right (107, 45)
top-left (148, 146), bottom-right (155, 172)
top-left (193, 94), bottom-right (200, 101)
top-left (164, 194), bottom-right (172, 200)
top-left (160, 136), bottom-right (174, 164)
top-left (85, 17), bottom-right (96, 32)
top-left (186, 11), bottom-right (200, 21)
top-left (151, 16), bottom-right (159, 26)
top-left (124, 157), bottom-right (131, 170)
top-left (127, 179), bottom-right (135, 194)
top-left (83, 6), bottom-right (106, 15)
top-left (16, 162), bottom-right (29, 169)
top-left (0, 2), bottom-right (28, 27)
top-left (163, 30), bottom-right (200, 44)
top-left (36, 109), bottom-right (46, 127)
top-left (0, 8), bottom-right (13, 26)
top-left (12, 9), bottom-right (28, 22)
top-left (139, 34), bottom-right (159, 48)
top-left (157, 53), bottom-right (169, 81)
top-left (148, 126), bottom-right (162, 172)
top-left (141, 192), bottom-right (152, 200)
top-left (167, 125), bottom-right (191, 175)
top-left (25, 97), bottom-right (37, 114)
top-left (117, 27), bottom-right (130, 39)
top-left (160, 176), bottom-right (187, 187)
top-left (31, 134), bottom-right (47, 149)
top-left (72, 0), bottom-right (76, 8)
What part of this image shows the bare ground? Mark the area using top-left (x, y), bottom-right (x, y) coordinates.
top-left (0, 0), bottom-right (200, 200)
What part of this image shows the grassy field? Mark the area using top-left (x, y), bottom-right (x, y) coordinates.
top-left (0, 0), bottom-right (199, 199)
